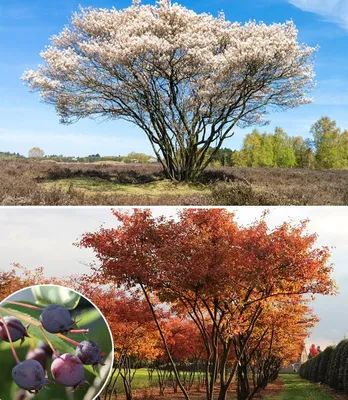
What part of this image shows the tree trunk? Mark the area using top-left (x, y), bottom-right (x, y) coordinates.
top-left (217, 384), bottom-right (229, 400)
top-left (237, 358), bottom-right (250, 400)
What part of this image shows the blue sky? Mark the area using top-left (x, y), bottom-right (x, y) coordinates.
top-left (1, 0), bottom-right (348, 156)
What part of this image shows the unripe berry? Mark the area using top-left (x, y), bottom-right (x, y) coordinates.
top-left (39, 304), bottom-right (75, 334)
top-left (0, 316), bottom-right (29, 345)
top-left (51, 354), bottom-right (85, 389)
top-left (76, 340), bottom-right (105, 369)
top-left (12, 360), bottom-right (49, 393)
top-left (26, 348), bottom-right (48, 370)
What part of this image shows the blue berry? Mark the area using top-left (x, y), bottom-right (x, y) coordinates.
top-left (39, 305), bottom-right (75, 334)
top-left (12, 360), bottom-right (50, 393)
top-left (0, 316), bottom-right (29, 345)
top-left (76, 340), bottom-right (105, 369)
top-left (37, 341), bottom-right (53, 356)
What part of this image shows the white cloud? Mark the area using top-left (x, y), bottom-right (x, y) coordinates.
top-left (289, 0), bottom-right (348, 30)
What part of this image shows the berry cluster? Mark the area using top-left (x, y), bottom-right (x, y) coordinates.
top-left (0, 303), bottom-right (105, 395)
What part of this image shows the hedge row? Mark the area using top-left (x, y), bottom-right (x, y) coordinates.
top-left (299, 340), bottom-right (348, 392)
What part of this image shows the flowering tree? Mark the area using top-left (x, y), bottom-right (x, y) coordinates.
top-left (28, 147), bottom-right (45, 158)
top-left (23, 0), bottom-right (316, 181)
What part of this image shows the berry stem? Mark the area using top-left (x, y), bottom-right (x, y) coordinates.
top-left (0, 315), bottom-right (20, 364)
top-left (56, 333), bottom-right (82, 347)
top-left (4, 301), bottom-right (43, 311)
top-left (39, 327), bottom-right (60, 359)
top-left (69, 329), bottom-right (89, 334)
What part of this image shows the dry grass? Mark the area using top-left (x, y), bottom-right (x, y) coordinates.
top-left (1, 159), bottom-right (348, 205)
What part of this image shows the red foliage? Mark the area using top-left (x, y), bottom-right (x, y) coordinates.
top-left (309, 343), bottom-right (319, 358)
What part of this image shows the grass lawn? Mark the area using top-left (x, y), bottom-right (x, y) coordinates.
top-left (110, 368), bottom-right (157, 392)
top-left (266, 374), bottom-right (336, 400)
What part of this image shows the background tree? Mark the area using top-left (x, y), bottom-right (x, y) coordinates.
top-left (272, 127), bottom-right (296, 168)
top-left (23, 0), bottom-right (316, 182)
top-left (233, 128), bottom-right (297, 168)
top-left (311, 117), bottom-right (344, 169)
top-left (28, 147), bottom-right (44, 158)
top-left (291, 136), bottom-right (314, 168)
top-left (308, 344), bottom-right (319, 359)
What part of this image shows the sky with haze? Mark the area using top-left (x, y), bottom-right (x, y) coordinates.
top-left (0, 0), bottom-right (348, 156)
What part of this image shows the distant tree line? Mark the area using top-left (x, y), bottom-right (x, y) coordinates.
top-left (2, 117), bottom-right (348, 169)
top-left (0, 151), bottom-right (25, 159)
top-left (231, 117), bottom-right (348, 169)
top-left (42, 151), bottom-right (155, 164)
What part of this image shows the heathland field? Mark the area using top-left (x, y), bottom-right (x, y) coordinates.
top-left (1, 159), bottom-right (348, 206)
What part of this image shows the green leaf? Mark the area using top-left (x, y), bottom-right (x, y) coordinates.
top-left (31, 285), bottom-right (81, 309)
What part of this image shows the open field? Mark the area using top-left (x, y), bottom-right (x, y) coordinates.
top-left (1, 159), bottom-right (348, 205)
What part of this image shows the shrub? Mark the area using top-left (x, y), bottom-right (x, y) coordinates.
top-left (338, 341), bottom-right (348, 390)
top-left (326, 346), bottom-right (337, 386)
top-left (210, 181), bottom-right (298, 205)
top-left (310, 352), bottom-right (322, 382)
top-left (343, 355), bottom-right (348, 393)
top-left (318, 346), bottom-right (334, 384)
top-left (329, 340), bottom-right (348, 389)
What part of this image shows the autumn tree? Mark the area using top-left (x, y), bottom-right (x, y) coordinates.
top-left (308, 343), bottom-right (319, 359)
top-left (78, 209), bottom-right (336, 400)
top-left (0, 265), bottom-right (52, 300)
top-left (154, 317), bottom-right (205, 395)
top-left (23, 0), bottom-right (316, 182)
top-left (243, 296), bottom-right (317, 399)
top-left (61, 276), bottom-right (161, 400)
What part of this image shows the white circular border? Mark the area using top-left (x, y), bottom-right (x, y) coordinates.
top-left (0, 283), bottom-right (115, 400)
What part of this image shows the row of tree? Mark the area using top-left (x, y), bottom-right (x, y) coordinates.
top-left (232, 117), bottom-right (348, 169)
top-left (299, 339), bottom-right (348, 393)
top-left (1, 210), bottom-right (337, 400)
top-left (25, 150), bottom-right (156, 164)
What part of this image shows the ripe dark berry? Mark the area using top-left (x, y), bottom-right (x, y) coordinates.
top-left (51, 354), bottom-right (86, 389)
top-left (12, 360), bottom-right (49, 393)
top-left (26, 348), bottom-right (48, 370)
top-left (76, 340), bottom-right (105, 369)
top-left (0, 316), bottom-right (29, 345)
top-left (37, 341), bottom-right (53, 356)
top-left (39, 304), bottom-right (75, 334)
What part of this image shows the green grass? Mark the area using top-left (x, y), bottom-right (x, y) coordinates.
top-left (110, 368), bottom-right (157, 392)
top-left (266, 374), bottom-right (335, 400)
top-left (43, 178), bottom-right (210, 197)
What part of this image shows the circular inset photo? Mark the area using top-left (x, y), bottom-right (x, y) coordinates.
top-left (0, 284), bottom-right (114, 400)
